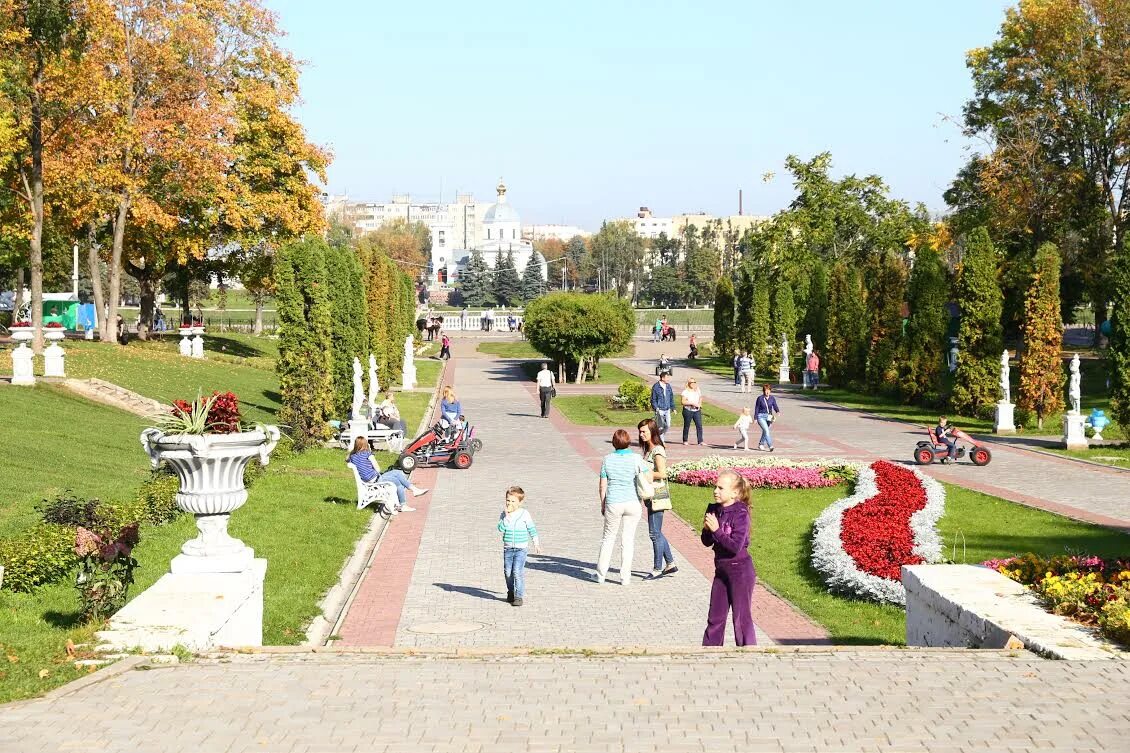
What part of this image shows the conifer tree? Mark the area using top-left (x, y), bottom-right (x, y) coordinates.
top-left (1018, 242), bottom-right (1065, 429)
top-left (772, 281), bottom-right (797, 370)
top-left (275, 237), bottom-right (335, 448)
top-left (751, 278), bottom-right (772, 364)
top-left (826, 261), bottom-right (868, 386)
top-left (460, 248), bottom-right (493, 306)
top-left (950, 227), bottom-right (1004, 415)
top-left (325, 244), bottom-right (369, 417)
top-left (734, 269), bottom-right (755, 354)
top-left (865, 252), bottom-right (908, 394)
top-left (899, 246), bottom-right (949, 402)
top-left (800, 262), bottom-right (829, 353)
top-left (1110, 243), bottom-right (1130, 435)
top-left (713, 275), bottom-right (736, 355)
top-left (494, 250), bottom-right (523, 306)
top-left (521, 252), bottom-right (547, 301)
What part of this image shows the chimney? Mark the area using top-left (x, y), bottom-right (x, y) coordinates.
top-left (738, 189), bottom-right (743, 216)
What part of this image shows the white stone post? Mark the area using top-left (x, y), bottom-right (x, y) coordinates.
top-left (10, 328), bottom-right (35, 385)
top-left (191, 326), bottom-right (205, 359)
top-left (179, 327), bottom-right (193, 356)
top-left (43, 328), bottom-right (66, 378)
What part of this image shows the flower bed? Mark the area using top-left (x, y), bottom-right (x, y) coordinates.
top-left (984, 554), bottom-right (1130, 646)
top-left (811, 460), bottom-right (945, 605)
top-left (673, 466), bottom-right (841, 490)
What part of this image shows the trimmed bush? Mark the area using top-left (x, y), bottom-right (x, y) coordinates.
top-left (713, 275), bottom-right (736, 355)
top-left (0, 524), bottom-right (77, 592)
top-left (950, 228), bottom-right (1004, 415)
top-left (1017, 242), bottom-right (1065, 429)
top-left (135, 473), bottom-right (182, 525)
top-left (613, 380), bottom-right (652, 411)
top-left (899, 246), bottom-right (949, 402)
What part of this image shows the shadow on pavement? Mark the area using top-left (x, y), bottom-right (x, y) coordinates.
top-left (432, 583), bottom-right (505, 601)
top-left (525, 554), bottom-right (597, 582)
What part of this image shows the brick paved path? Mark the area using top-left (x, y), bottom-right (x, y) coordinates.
top-left (4, 649), bottom-right (1128, 752)
top-left (619, 344), bottom-right (1130, 531)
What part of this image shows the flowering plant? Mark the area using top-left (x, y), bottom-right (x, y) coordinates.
top-left (12, 320), bottom-right (31, 327)
top-left (157, 391), bottom-right (243, 434)
top-left (666, 455), bottom-right (858, 481)
top-left (810, 460), bottom-right (945, 605)
top-left (673, 466), bottom-right (841, 490)
top-left (45, 321), bottom-right (64, 328)
top-left (74, 523), bottom-right (140, 622)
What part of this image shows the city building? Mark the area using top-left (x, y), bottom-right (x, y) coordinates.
top-left (522, 224), bottom-right (591, 242)
top-left (630, 207), bottom-right (674, 239)
top-left (620, 206), bottom-right (768, 246)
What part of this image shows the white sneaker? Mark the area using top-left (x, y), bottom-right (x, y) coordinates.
top-left (399, 505), bottom-right (417, 513)
top-left (412, 487), bottom-right (429, 497)
top-left (388, 506), bottom-right (400, 516)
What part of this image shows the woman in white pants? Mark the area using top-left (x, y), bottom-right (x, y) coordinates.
top-left (596, 428), bottom-right (644, 586)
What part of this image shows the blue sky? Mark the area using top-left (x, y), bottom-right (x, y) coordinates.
top-left (265, 0), bottom-right (1014, 230)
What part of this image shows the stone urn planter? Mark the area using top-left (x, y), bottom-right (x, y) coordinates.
top-left (9, 326), bottom-right (35, 385)
top-left (140, 425), bottom-right (280, 573)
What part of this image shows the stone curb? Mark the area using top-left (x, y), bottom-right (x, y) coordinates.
top-left (203, 645), bottom-right (1034, 659)
top-left (6, 656), bottom-right (149, 707)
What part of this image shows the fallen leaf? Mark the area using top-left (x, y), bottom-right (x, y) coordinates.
top-left (6, 655), bottom-right (18, 664)
top-left (38, 669), bottom-right (50, 678)
top-left (65, 639), bottom-right (76, 658)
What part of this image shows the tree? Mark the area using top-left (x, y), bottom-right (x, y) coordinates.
top-left (640, 266), bottom-right (686, 307)
top-left (800, 261), bottom-right (829, 354)
top-left (751, 277), bottom-right (771, 365)
top-left (564, 235), bottom-right (587, 288)
top-left (366, 218), bottom-right (430, 275)
top-left (899, 246), bottom-right (950, 402)
top-left (826, 262), bottom-right (868, 386)
top-left (521, 251), bottom-right (546, 301)
top-left (325, 243), bottom-right (369, 417)
top-left (493, 250), bottom-right (522, 306)
top-left (865, 252), bottom-right (908, 394)
top-left (733, 268), bottom-right (754, 354)
top-left (459, 248), bottom-right (493, 306)
top-left (713, 276), bottom-right (736, 356)
top-left (589, 220), bottom-right (646, 298)
top-left (275, 237), bottom-right (334, 448)
top-left (523, 293), bottom-right (635, 383)
top-left (683, 242), bottom-right (720, 304)
top-left (1110, 242), bottom-right (1130, 435)
top-left (1017, 242), bottom-right (1065, 429)
top-left (951, 228), bottom-right (1004, 416)
top-left (771, 281), bottom-right (797, 371)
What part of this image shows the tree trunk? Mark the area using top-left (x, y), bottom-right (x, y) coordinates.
top-left (12, 268), bottom-right (25, 316)
top-left (86, 232), bottom-right (105, 340)
top-left (108, 192), bottom-right (130, 345)
top-left (136, 272), bottom-right (155, 340)
top-left (253, 296), bottom-right (264, 335)
top-left (28, 70), bottom-right (45, 354)
top-left (1094, 300), bottom-right (1108, 349)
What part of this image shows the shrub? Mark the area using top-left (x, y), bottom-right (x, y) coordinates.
top-left (1017, 243), bottom-right (1065, 429)
top-left (135, 473), bottom-right (181, 525)
top-left (0, 524), bottom-right (77, 592)
top-left (950, 228), bottom-right (1004, 415)
top-left (74, 524), bottom-right (140, 622)
top-left (1099, 598), bottom-right (1130, 645)
top-left (36, 491), bottom-right (103, 528)
top-left (713, 276), bottom-right (736, 355)
top-left (613, 381), bottom-right (651, 411)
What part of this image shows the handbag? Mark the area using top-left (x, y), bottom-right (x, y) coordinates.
top-left (635, 459), bottom-right (655, 500)
top-left (649, 483), bottom-right (673, 511)
top-left (550, 386), bottom-right (557, 398)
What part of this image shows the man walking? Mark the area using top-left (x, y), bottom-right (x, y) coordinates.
top-left (536, 362), bottom-right (556, 418)
top-left (732, 350), bottom-right (742, 386)
top-left (650, 371), bottom-right (675, 438)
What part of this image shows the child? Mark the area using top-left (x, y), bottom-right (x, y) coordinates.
top-left (701, 469), bottom-right (757, 646)
top-left (733, 407), bottom-right (753, 451)
top-left (498, 486), bottom-right (541, 606)
top-left (935, 415), bottom-right (957, 463)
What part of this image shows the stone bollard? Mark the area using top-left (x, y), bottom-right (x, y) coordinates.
top-left (191, 326), bottom-right (205, 359)
top-left (9, 327), bottom-right (35, 385)
top-left (43, 328), bottom-right (66, 377)
top-left (179, 328), bottom-right (193, 356)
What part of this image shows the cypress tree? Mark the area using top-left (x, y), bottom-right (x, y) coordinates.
top-left (275, 237), bottom-right (335, 448)
top-left (899, 246), bottom-right (949, 403)
top-left (751, 277), bottom-right (771, 365)
top-left (493, 250), bottom-right (523, 306)
top-left (460, 248), bottom-right (493, 306)
top-left (826, 261), bottom-right (868, 387)
top-left (865, 252), bottom-right (908, 394)
top-left (801, 261), bottom-right (829, 353)
top-left (734, 268), bottom-right (754, 354)
top-left (950, 227), bottom-right (1004, 416)
top-left (1110, 242), bottom-right (1130, 435)
top-left (1017, 242), bottom-right (1065, 429)
top-left (325, 244), bottom-right (369, 417)
top-left (771, 281), bottom-right (797, 371)
top-left (713, 275), bottom-right (736, 355)
top-left (521, 252), bottom-right (546, 301)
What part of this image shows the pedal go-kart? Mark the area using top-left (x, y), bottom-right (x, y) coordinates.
top-left (913, 426), bottom-right (992, 467)
top-left (396, 419), bottom-right (482, 472)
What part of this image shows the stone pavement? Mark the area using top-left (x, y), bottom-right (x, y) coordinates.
top-left (618, 342), bottom-right (1130, 531)
top-left (3, 649), bottom-right (1128, 752)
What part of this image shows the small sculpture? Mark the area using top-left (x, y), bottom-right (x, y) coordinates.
top-left (351, 357), bottom-right (365, 420)
top-left (1068, 353), bottom-right (1081, 414)
top-left (780, 335), bottom-right (789, 369)
top-left (804, 334), bottom-right (813, 357)
top-left (999, 349), bottom-right (1011, 404)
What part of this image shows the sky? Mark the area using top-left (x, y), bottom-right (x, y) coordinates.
top-left (264, 0), bottom-right (1016, 230)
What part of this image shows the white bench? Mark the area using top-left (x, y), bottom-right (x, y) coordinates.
top-left (346, 462), bottom-right (398, 518)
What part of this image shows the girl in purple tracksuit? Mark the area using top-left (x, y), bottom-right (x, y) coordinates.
top-left (700, 469), bottom-right (757, 646)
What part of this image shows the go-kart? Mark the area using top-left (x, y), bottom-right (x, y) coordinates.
top-left (913, 426), bottom-right (992, 466)
top-left (396, 418), bottom-right (482, 472)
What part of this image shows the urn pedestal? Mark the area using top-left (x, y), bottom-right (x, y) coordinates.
top-left (43, 329), bottom-right (66, 377)
top-left (778, 365), bottom-right (790, 385)
top-left (190, 326), bottom-right (205, 359)
top-left (1062, 412), bottom-right (1088, 450)
top-left (993, 401), bottom-right (1016, 434)
top-left (9, 327), bottom-right (35, 385)
top-left (178, 329), bottom-right (193, 356)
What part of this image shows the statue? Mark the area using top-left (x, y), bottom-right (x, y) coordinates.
top-left (402, 335), bottom-right (417, 390)
top-left (780, 336), bottom-right (789, 369)
top-left (804, 334), bottom-right (813, 357)
top-left (404, 335), bottom-right (414, 369)
top-left (351, 357), bottom-right (365, 420)
top-left (999, 349), bottom-right (1011, 404)
top-left (1069, 353), bottom-right (1081, 414)
top-left (367, 354), bottom-right (379, 417)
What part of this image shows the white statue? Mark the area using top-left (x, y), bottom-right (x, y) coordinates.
top-left (780, 335), bottom-right (789, 369)
top-left (404, 335), bottom-right (414, 369)
top-left (367, 354), bottom-right (379, 417)
top-left (999, 349), bottom-right (1011, 404)
top-left (351, 357), bottom-right (365, 420)
top-left (402, 335), bottom-right (417, 390)
top-left (804, 334), bottom-right (813, 357)
top-left (1068, 353), bottom-right (1081, 414)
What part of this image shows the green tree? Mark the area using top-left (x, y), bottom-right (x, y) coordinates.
top-left (275, 237), bottom-right (335, 448)
top-left (733, 268), bottom-right (754, 354)
top-left (521, 252), bottom-right (546, 301)
top-left (493, 250), bottom-right (522, 306)
top-left (1018, 242), bottom-right (1065, 429)
top-left (826, 262), bottom-right (868, 386)
top-left (899, 246), bottom-right (950, 402)
top-left (771, 281), bottom-right (797, 371)
top-left (523, 293), bottom-right (635, 383)
top-left (1110, 242), bottom-right (1130, 435)
top-left (713, 275), bottom-right (736, 356)
top-left (951, 228), bottom-right (1004, 416)
top-left (641, 266), bottom-right (686, 307)
top-left (589, 220), bottom-right (646, 298)
top-left (865, 252), bottom-right (908, 394)
top-left (751, 278), bottom-right (772, 365)
top-left (683, 243), bottom-right (720, 304)
top-left (800, 261), bottom-right (829, 353)
top-left (460, 248), bottom-right (493, 306)
top-left (324, 244), bottom-right (369, 417)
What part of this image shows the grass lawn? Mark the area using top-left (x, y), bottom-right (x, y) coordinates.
top-left (669, 479), bottom-right (1130, 645)
top-left (476, 341), bottom-right (635, 359)
top-left (635, 309), bottom-right (714, 327)
top-left (1044, 445), bottom-right (1130, 470)
top-left (554, 395), bottom-right (737, 427)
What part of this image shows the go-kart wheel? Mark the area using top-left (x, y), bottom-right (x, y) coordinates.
top-left (470, 438), bottom-right (483, 453)
top-left (971, 446), bottom-right (992, 466)
top-left (914, 447), bottom-right (935, 465)
top-left (453, 451), bottom-right (473, 469)
top-left (398, 453), bottom-right (417, 473)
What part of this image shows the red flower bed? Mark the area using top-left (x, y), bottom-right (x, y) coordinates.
top-left (839, 461), bottom-right (927, 580)
top-left (172, 391), bottom-right (242, 433)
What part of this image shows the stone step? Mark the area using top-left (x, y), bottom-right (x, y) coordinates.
top-left (62, 378), bottom-right (165, 417)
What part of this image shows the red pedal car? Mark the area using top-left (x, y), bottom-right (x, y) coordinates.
top-left (396, 420), bottom-right (482, 472)
top-left (913, 426), bottom-right (992, 466)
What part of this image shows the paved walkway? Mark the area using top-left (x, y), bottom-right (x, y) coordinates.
top-left (619, 342), bottom-right (1130, 531)
top-left (338, 340), bottom-right (822, 647)
top-left (4, 649), bottom-right (1128, 752)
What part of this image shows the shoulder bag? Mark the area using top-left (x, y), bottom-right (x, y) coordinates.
top-left (635, 457), bottom-right (655, 500)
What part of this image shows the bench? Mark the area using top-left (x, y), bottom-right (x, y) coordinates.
top-left (346, 462), bottom-right (398, 518)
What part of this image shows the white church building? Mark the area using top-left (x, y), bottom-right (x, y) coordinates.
top-left (429, 180), bottom-right (547, 288)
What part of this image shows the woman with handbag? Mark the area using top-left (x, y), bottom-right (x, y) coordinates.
top-left (637, 418), bottom-right (678, 579)
top-left (595, 429), bottom-right (643, 586)
top-left (754, 383), bottom-right (781, 452)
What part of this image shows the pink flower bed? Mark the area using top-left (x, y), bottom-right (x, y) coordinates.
top-left (673, 467), bottom-right (840, 490)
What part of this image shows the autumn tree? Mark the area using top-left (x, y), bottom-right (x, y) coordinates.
top-left (950, 228), bottom-right (1004, 416)
top-left (1018, 243), bottom-right (1065, 429)
top-left (366, 218), bottom-right (430, 275)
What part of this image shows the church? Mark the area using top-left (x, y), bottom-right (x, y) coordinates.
top-left (428, 180), bottom-right (547, 288)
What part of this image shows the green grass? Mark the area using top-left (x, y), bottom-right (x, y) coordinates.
top-left (1043, 445), bottom-right (1130, 469)
top-left (635, 309), bottom-right (714, 326)
top-left (477, 341), bottom-right (636, 359)
top-left (554, 395), bottom-right (737, 427)
top-left (669, 480), bottom-right (1130, 645)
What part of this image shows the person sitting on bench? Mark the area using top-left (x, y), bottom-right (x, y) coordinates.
top-left (347, 436), bottom-right (426, 512)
